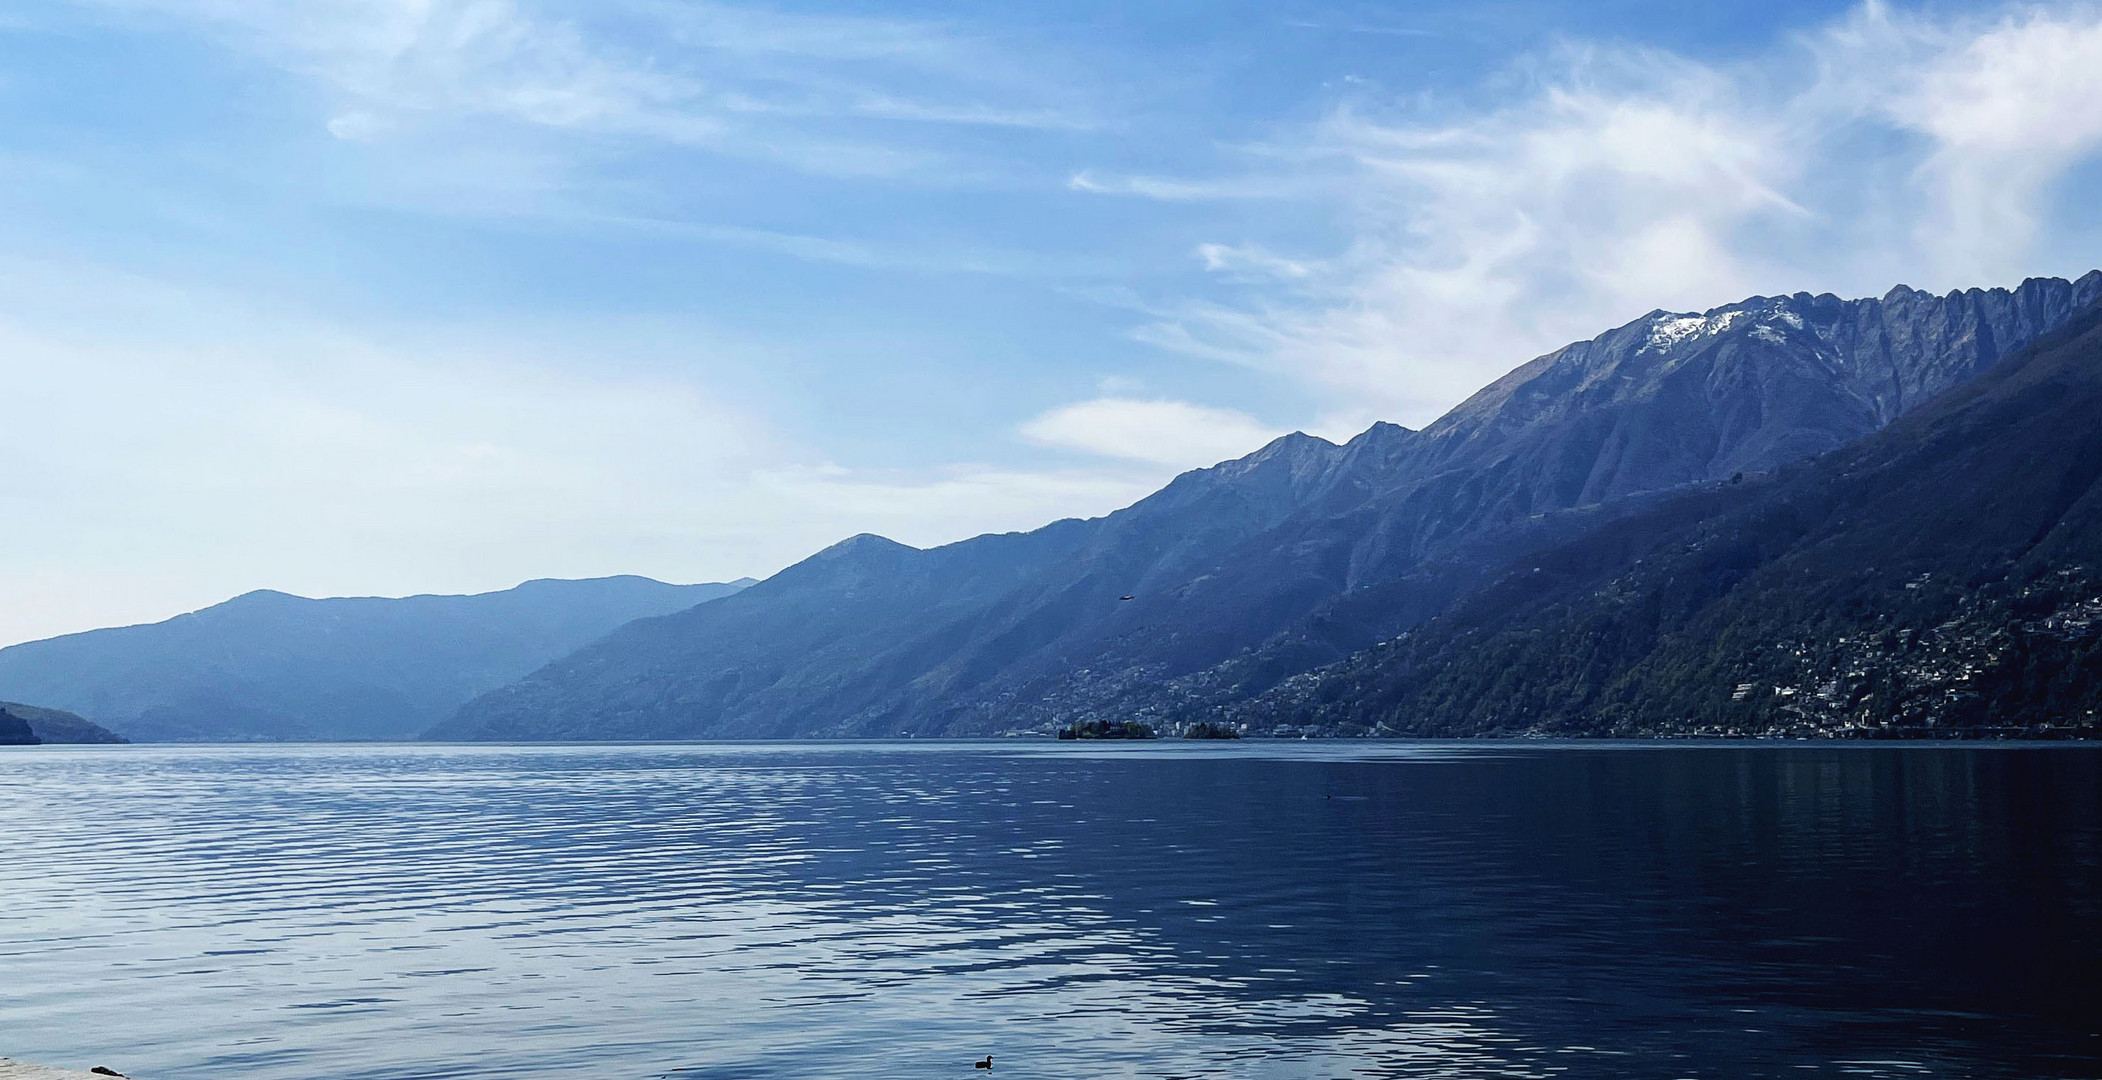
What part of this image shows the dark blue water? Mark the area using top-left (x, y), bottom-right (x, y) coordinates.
top-left (2, 743), bottom-right (2098, 1080)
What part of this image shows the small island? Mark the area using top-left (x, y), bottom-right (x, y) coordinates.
top-left (1056, 719), bottom-right (1156, 740)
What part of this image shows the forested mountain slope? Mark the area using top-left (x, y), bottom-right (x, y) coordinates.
top-left (1237, 299), bottom-right (2102, 737)
top-left (0, 701), bottom-right (128, 743)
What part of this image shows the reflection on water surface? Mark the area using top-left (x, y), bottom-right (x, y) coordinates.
top-left (2, 742), bottom-right (2097, 1079)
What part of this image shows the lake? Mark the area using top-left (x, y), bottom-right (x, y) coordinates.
top-left (2, 742), bottom-right (2098, 1079)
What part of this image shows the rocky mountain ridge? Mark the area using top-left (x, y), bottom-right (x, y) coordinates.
top-left (1232, 298), bottom-right (2102, 738)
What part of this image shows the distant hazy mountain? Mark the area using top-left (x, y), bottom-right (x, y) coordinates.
top-left (0, 576), bottom-right (753, 741)
top-left (1238, 297), bottom-right (2102, 738)
top-left (0, 701), bottom-right (128, 743)
top-left (435, 272), bottom-right (2102, 741)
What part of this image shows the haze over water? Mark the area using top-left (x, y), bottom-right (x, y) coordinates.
top-left (2, 743), bottom-right (2098, 1080)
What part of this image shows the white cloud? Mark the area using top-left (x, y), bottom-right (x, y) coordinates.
top-left (565, 213), bottom-right (1064, 276)
top-left (1089, 2), bottom-right (2102, 429)
top-left (1197, 242), bottom-right (1315, 281)
top-left (1867, 4), bottom-right (2102, 283)
top-left (1019, 397), bottom-right (1284, 469)
top-left (756, 462), bottom-right (1155, 544)
top-left (1067, 169), bottom-right (1312, 201)
top-left (325, 109), bottom-right (388, 141)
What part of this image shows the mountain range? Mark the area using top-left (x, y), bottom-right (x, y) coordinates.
top-left (12, 272), bottom-right (2097, 744)
top-left (430, 272), bottom-right (2102, 741)
top-left (0, 576), bottom-right (751, 741)
top-left (1236, 298), bottom-right (2102, 737)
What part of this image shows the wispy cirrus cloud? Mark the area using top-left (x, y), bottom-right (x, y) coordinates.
top-left (1832, 3), bottom-right (2102, 284)
top-left (1066, 169), bottom-right (1317, 201)
top-left (1081, 1), bottom-right (2102, 429)
top-left (69, 0), bottom-right (1090, 176)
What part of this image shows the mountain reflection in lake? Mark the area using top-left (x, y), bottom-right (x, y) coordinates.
top-left (1, 743), bottom-right (2097, 1079)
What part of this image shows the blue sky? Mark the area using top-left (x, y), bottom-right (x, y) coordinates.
top-left (3, 0), bottom-right (2102, 644)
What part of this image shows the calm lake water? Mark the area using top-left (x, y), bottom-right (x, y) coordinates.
top-left (2, 742), bottom-right (2098, 1080)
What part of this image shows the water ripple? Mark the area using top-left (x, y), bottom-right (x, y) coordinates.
top-left (2, 742), bottom-right (2099, 1079)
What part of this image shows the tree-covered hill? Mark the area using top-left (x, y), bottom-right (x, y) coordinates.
top-left (0, 701), bottom-right (128, 743)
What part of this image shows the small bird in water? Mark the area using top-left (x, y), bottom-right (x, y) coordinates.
top-left (90, 1070), bottom-right (127, 1078)
top-left (1119, 595), bottom-right (1134, 601)
top-left (974, 1055), bottom-right (993, 1070)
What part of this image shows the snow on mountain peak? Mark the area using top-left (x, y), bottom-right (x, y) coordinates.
top-left (1642, 309), bottom-right (1746, 353)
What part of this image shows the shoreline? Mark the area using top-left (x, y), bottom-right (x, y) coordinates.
top-left (1, 1060), bottom-right (126, 1080)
